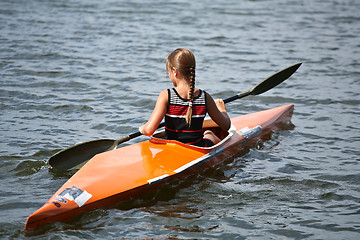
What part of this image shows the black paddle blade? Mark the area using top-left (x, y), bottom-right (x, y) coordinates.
top-left (224, 63), bottom-right (302, 104)
top-left (251, 63), bottom-right (302, 96)
top-left (49, 139), bottom-right (116, 171)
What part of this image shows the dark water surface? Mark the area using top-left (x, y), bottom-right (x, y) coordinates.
top-left (1, 0), bottom-right (359, 239)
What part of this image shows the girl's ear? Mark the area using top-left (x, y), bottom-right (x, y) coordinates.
top-left (172, 67), bottom-right (178, 77)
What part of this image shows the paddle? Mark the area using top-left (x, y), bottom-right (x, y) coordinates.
top-left (49, 62), bottom-right (301, 171)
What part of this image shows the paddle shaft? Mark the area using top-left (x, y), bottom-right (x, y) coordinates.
top-left (223, 90), bottom-right (251, 104)
top-left (49, 63), bottom-right (301, 170)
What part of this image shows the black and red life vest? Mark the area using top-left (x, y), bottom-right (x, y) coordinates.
top-left (165, 88), bottom-right (207, 145)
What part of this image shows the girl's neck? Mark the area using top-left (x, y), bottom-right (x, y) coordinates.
top-left (175, 81), bottom-right (198, 100)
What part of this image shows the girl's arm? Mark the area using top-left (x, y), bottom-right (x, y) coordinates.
top-left (139, 90), bottom-right (168, 136)
top-left (206, 92), bottom-right (231, 131)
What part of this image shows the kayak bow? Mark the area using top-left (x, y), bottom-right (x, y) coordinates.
top-left (25, 104), bottom-right (294, 230)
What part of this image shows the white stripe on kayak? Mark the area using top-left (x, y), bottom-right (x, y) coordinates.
top-left (147, 174), bottom-right (170, 184)
top-left (174, 146), bottom-right (224, 173)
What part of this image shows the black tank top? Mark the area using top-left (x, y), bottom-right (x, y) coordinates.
top-left (165, 88), bottom-right (207, 145)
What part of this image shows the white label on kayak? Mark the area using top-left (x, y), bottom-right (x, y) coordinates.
top-left (238, 125), bottom-right (262, 147)
top-left (174, 146), bottom-right (224, 173)
top-left (238, 125), bottom-right (262, 139)
top-left (148, 174), bottom-right (169, 184)
top-left (59, 186), bottom-right (92, 207)
top-left (74, 190), bottom-right (92, 207)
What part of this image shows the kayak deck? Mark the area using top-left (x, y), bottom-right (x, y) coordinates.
top-left (25, 104), bottom-right (294, 230)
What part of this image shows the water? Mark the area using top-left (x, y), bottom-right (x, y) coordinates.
top-left (1, 0), bottom-right (359, 239)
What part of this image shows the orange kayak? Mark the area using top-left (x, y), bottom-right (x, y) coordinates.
top-left (25, 104), bottom-right (294, 230)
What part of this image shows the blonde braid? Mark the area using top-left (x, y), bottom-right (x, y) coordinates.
top-left (185, 66), bottom-right (195, 125)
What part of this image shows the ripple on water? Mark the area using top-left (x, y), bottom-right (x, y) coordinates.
top-left (1, 0), bottom-right (360, 238)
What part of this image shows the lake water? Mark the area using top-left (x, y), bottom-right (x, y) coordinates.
top-left (1, 0), bottom-right (359, 239)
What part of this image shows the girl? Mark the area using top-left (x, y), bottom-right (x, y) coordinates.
top-left (139, 48), bottom-right (230, 147)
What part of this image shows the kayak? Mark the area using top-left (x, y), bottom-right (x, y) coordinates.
top-left (25, 104), bottom-right (294, 230)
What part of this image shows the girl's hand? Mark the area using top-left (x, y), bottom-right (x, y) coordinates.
top-left (139, 125), bottom-right (145, 135)
top-left (214, 99), bottom-right (227, 112)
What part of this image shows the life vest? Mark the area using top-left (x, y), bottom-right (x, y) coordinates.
top-left (165, 88), bottom-right (207, 145)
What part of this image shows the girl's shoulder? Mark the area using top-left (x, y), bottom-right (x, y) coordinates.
top-left (157, 89), bottom-right (169, 102)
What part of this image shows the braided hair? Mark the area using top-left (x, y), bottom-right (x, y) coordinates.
top-left (186, 66), bottom-right (195, 125)
top-left (166, 48), bottom-right (196, 125)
